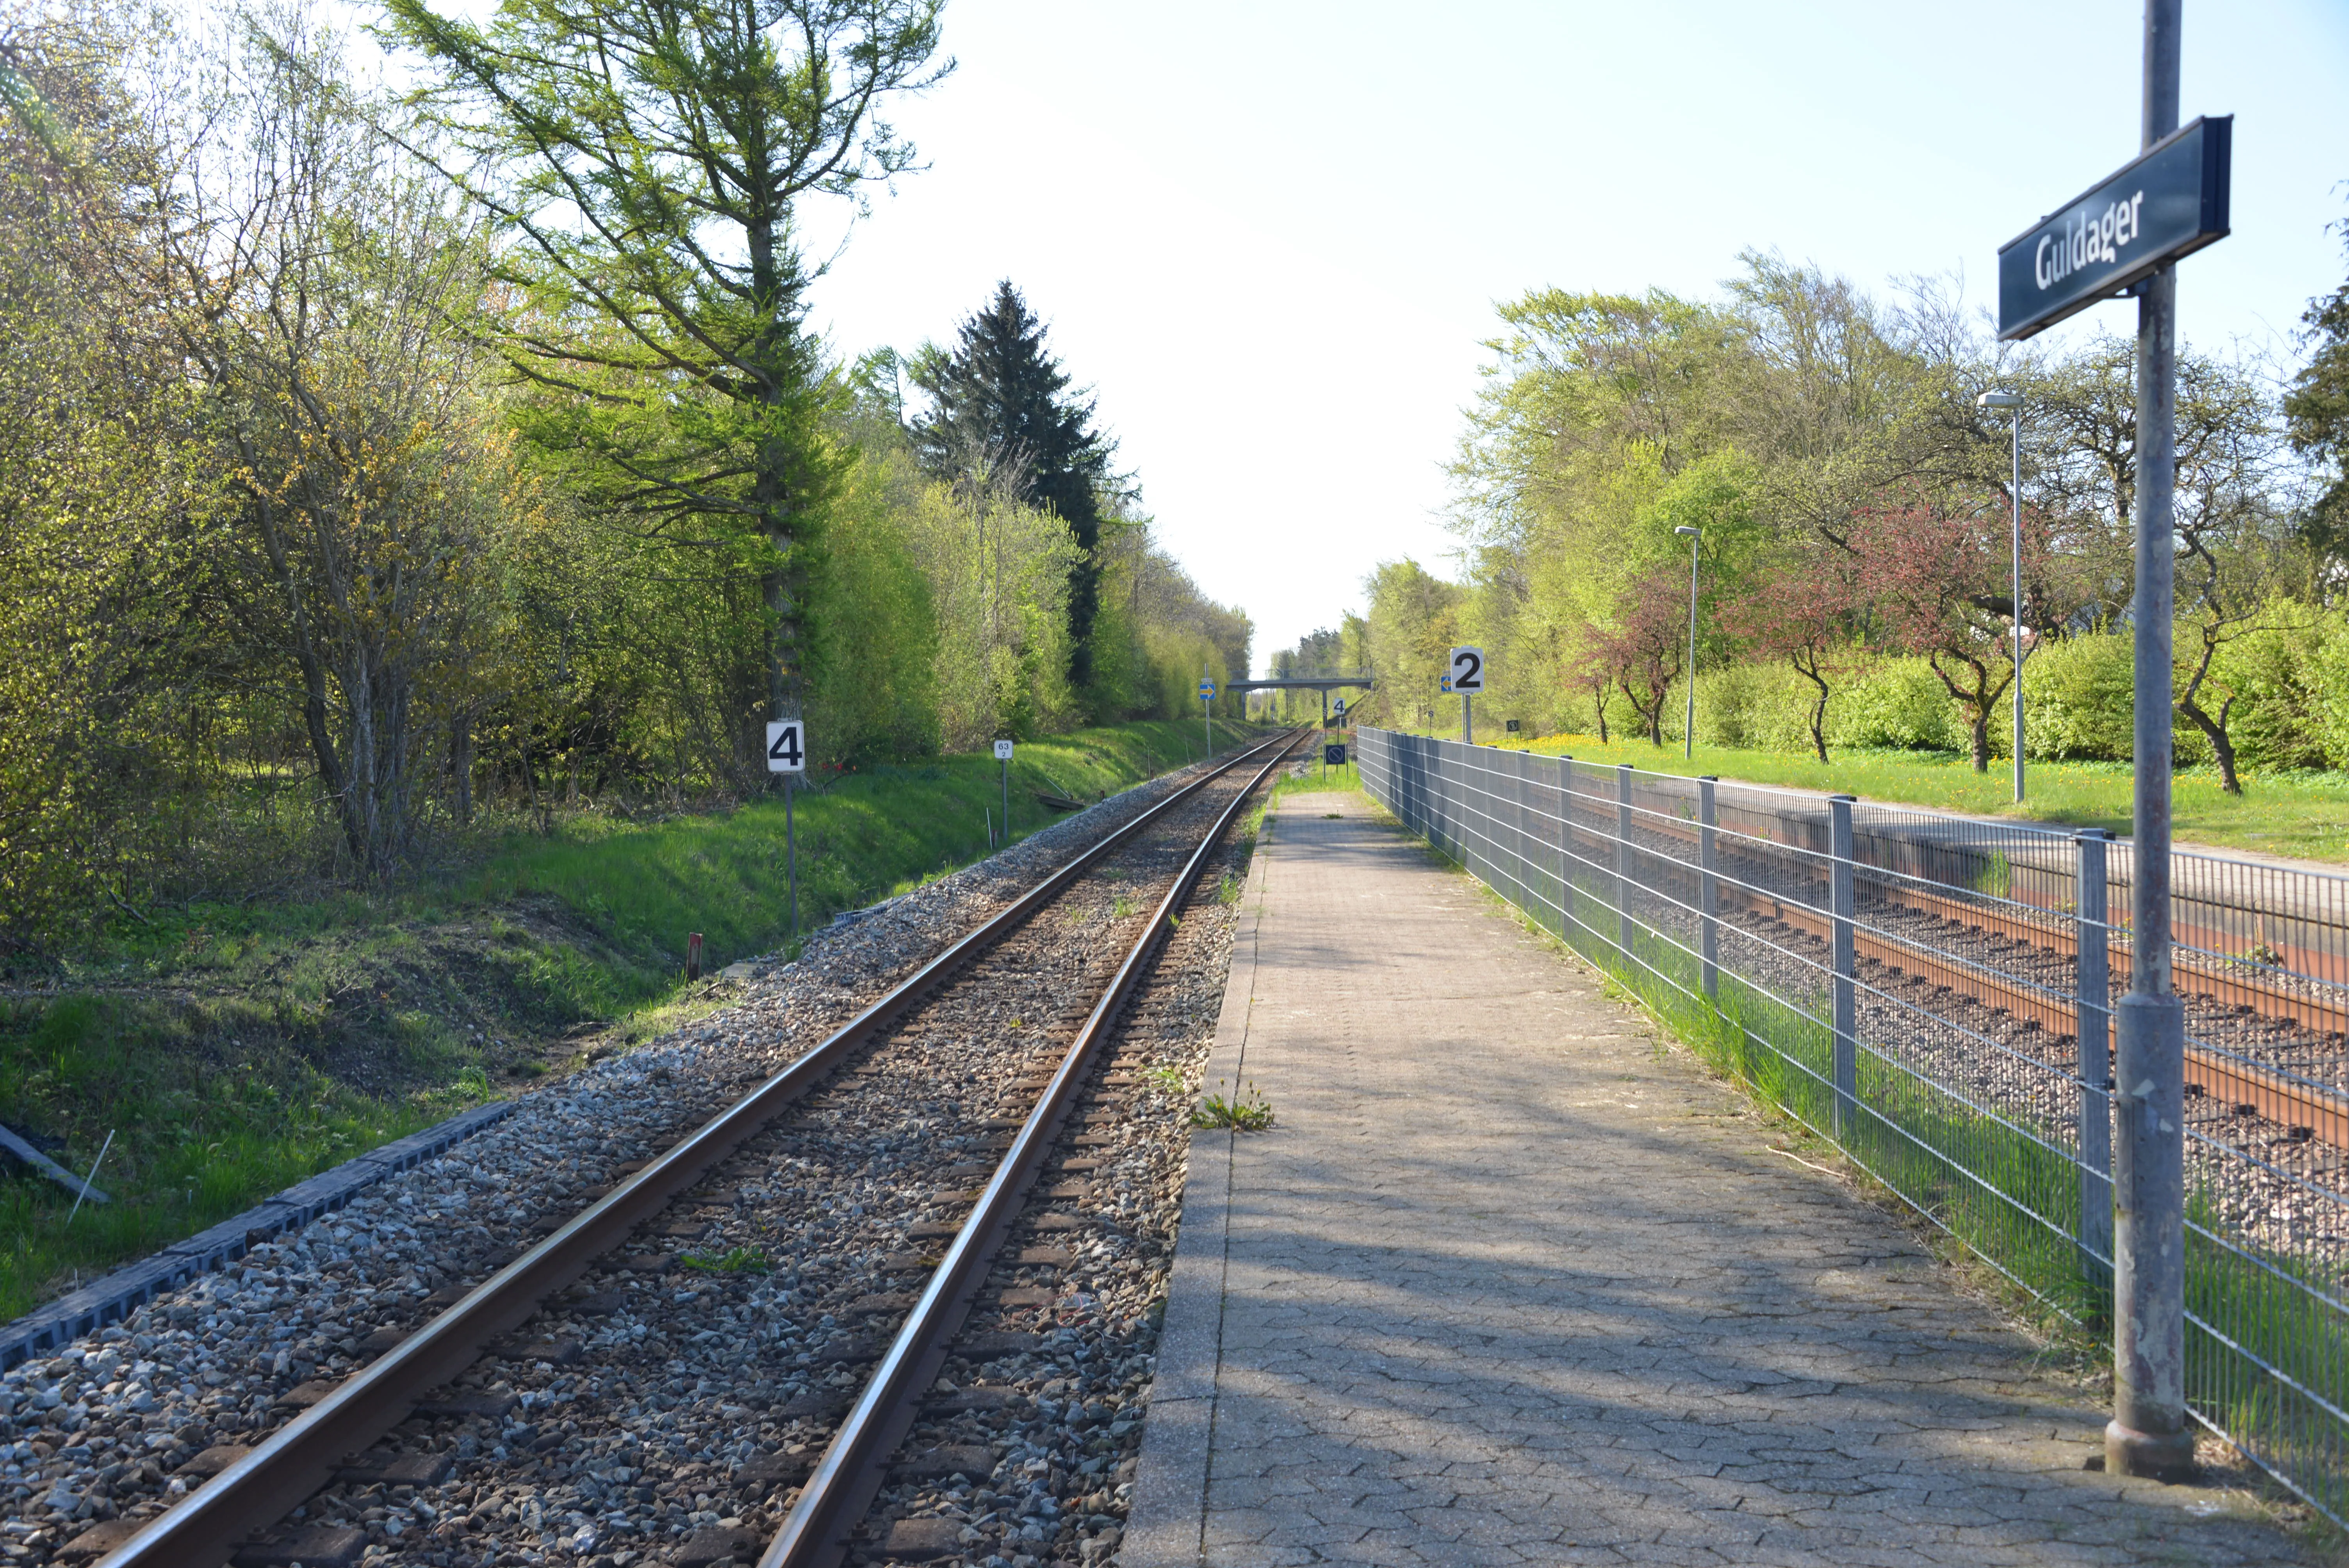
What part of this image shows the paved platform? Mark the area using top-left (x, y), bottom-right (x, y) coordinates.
top-left (1125, 792), bottom-right (2306, 1568)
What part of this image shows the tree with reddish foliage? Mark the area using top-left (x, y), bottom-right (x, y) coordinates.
top-left (1722, 544), bottom-right (1867, 763)
top-left (1850, 493), bottom-right (2082, 772)
top-left (1578, 568), bottom-right (1690, 745)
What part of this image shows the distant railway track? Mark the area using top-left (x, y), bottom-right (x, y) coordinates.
top-left (1723, 881), bottom-right (2349, 1148)
top-left (1565, 796), bottom-right (2349, 1149)
top-left (86, 729), bottom-right (1306, 1568)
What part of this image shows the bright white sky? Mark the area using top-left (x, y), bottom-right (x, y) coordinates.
top-left (790, 0), bottom-right (2349, 674)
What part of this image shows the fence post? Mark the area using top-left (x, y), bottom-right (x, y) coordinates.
top-left (1698, 775), bottom-right (1720, 1003)
top-left (1559, 757), bottom-right (1577, 944)
top-left (1615, 764), bottom-right (1634, 964)
top-left (1829, 794), bottom-right (1857, 1140)
top-left (2076, 828), bottom-right (2116, 1282)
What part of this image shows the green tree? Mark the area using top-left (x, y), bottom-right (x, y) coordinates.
top-left (911, 281), bottom-right (1119, 699)
top-left (2286, 212), bottom-right (2349, 559)
top-left (380, 0), bottom-right (950, 768)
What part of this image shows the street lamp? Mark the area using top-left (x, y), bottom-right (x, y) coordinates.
top-left (1674, 525), bottom-right (1702, 760)
top-left (1978, 390), bottom-right (2025, 802)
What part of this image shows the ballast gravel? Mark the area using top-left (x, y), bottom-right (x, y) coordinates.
top-left (0, 755), bottom-right (1262, 1568)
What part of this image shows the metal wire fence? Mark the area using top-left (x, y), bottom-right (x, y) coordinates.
top-left (1356, 726), bottom-right (2349, 1524)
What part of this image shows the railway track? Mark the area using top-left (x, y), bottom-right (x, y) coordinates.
top-left (1586, 801), bottom-right (2349, 1149)
top-left (77, 729), bottom-right (1305, 1568)
top-left (1715, 875), bottom-right (2349, 1149)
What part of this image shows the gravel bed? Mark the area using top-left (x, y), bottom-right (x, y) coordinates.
top-left (1601, 837), bottom-right (2349, 1286)
top-left (847, 821), bottom-right (1253, 1568)
top-left (0, 754), bottom-right (1260, 1568)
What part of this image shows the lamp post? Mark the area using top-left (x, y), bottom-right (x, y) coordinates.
top-left (1675, 525), bottom-right (1702, 760)
top-left (1979, 390), bottom-right (2025, 802)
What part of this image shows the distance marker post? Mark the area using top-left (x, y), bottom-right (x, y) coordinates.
top-left (766, 718), bottom-right (807, 937)
top-left (994, 738), bottom-right (1014, 847)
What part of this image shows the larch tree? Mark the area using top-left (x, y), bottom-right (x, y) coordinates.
top-left (911, 281), bottom-right (1118, 698)
top-left (380, 0), bottom-right (950, 773)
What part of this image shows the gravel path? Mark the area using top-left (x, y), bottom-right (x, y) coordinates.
top-left (0, 753), bottom-right (1266, 1568)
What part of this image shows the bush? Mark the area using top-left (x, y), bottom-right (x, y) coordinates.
top-left (2215, 613), bottom-right (2334, 772)
top-left (1829, 657), bottom-right (1964, 752)
top-left (2021, 632), bottom-right (2134, 761)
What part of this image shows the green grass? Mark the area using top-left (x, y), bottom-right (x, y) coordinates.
top-left (1471, 732), bottom-right (2349, 864)
top-left (0, 718), bottom-right (1262, 1324)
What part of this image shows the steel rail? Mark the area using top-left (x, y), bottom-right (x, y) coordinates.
top-left (94, 730), bottom-right (1307, 1568)
top-left (1721, 880), bottom-right (2349, 1147)
top-left (761, 729), bottom-right (1306, 1568)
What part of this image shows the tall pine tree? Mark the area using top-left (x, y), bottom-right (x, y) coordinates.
top-left (912, 282), bottom-right (1117, 693)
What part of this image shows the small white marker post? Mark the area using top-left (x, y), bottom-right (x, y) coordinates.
top-left (994, 739), bottom-right (1014, 845)
top-left (766, 719), bottom-right (806, 937)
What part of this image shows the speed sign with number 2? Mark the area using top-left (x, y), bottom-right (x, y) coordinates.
top-left (1448, 646), bottom-right (1485, 693)
top-left (765, 720), bottom-right (806, 774)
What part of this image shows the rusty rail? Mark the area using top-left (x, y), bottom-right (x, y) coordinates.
top-left (759, 728), bottom-right (1303, 1567)
top-left (93, 730), bottom-right (1308, 1568)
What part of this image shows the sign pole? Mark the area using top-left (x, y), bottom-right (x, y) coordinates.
top-left (2108, 0), bottom-right (2193, 1484)
top-left (765, 716), bottom-right (807, 941)
top-left (2012, 405), bottom-right (2026, 804)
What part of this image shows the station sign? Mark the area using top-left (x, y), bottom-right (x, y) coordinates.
top-left (1997, 115), bottom-right (2230, 341)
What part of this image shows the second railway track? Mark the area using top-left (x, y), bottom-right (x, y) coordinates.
top-left (27, 731), bottom-right (1303, 1568)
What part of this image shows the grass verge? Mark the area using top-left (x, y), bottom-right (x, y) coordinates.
top-left (0, 718), bottom-right (1263, 1322)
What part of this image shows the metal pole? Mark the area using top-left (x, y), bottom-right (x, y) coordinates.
top-left (1685, 533), bottom-right (1701, 760)
top-left (786, 779), bottom-right (798, 941)
top-left (2108, 0), bottom-right (2194, 1483)
top-left (1462, 691), bottom-right (1472, 745)
top-left (1560, 756), bottom-right (1578, 940)
top-left (1829, 795), bottom-right (1857, 1140)
top-left (1002, 757), bottom-right (1011, 845)
top-left (1698, 775), bottom-right (1720, 1003)
top-left (1614, 764), bottom-right (1633, 963)
top-left (2076, 828), bottom-right (2115, 1283)
top-left (2013, 404), bottom-right (2026, 803)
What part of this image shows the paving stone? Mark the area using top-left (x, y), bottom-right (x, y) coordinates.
top-left (1124, 795), bottom-right (2311, 1568)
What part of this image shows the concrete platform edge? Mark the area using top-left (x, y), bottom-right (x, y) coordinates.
top-left (1124, 807), bottom-right (1278, 1567)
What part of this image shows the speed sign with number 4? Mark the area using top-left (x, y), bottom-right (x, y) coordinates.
top-left (1448, 646), bottom-right (1486, 693)
top-left (765, 720), bottom-right (806, 774)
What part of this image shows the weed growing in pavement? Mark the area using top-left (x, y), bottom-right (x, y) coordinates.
top-left (1217, 871), bottom-right (1242, 903)
top-left (681, 1245), bottom-right (772, 1274)
top-left (1190, 1079), bottom-right (1275, 1131)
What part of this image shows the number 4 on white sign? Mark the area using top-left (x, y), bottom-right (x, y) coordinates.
top-left (765, 720), bottom-right (806, 773)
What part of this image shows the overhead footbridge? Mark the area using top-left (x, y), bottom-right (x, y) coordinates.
top-left (1226, 669), bottom-right (1374, 695)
